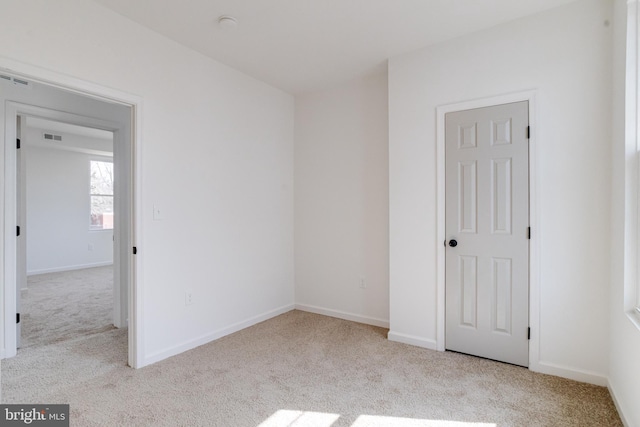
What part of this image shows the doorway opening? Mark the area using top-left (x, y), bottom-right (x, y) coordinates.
top-left (0, 70), bottom-right (139, 369)
top-left (18, 117), bottom-right (118, 351)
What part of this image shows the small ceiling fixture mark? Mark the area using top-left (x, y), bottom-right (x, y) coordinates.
top-left (218, 15), bottom-right (238, 29)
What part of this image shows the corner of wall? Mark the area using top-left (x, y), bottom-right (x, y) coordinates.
top-left (530, 361), bottom-right (609, 387)
top-left (387, 331), bottom-right (437, 351)
top-left (295, 304), bottom-right (389, 329)
top-left (608, 380), bottom-right (630, 427)
top-left (141, 304), bottom-right (295, 368)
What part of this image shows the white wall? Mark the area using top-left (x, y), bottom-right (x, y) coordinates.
top-left (295, 71), bottom-right (389, 326)
top-left (25, 127), bottom-right (114, 274)
top-left (389, 0), bottom-right (613, 384)
top-left (0, 0), bottom-right (294, 365)
top-left (609, 0), bottom-right (640, 425)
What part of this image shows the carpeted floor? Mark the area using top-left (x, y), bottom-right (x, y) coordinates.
top-left (18, 266), bottom-right (115, 349)
top-left (1, 269), bottom-right (623, 426)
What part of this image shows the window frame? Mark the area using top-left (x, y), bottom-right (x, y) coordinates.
top-left (89, 158), bottom-right (114, 231)
top-left (628, 0), bottom-right (640, 327)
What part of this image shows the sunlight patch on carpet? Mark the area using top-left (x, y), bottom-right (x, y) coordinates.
top-left (257, 410), bottom-right (496, 427)
top-left (352, 415), bottom-right (497, 427)
top-left (258, 410), bottom-right (340, 427)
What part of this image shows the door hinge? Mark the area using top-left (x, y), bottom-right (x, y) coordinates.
top-left (16, 313), bottom-right (20, 324)
top-left (133, 246), bottom-right (137, 255)
top-left (528, 327), bottom-right (531, 340)
top-left (526, 126), bottom-right (530, 139)
top-left (16, 226), bottom-right (20, 237)
top-left (527, 227), bottom-right (531, 239)
top-left (16, 138), bottom-right (20, 149)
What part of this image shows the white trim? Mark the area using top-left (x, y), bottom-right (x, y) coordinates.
top-left (295, 304), bottom-right (390, 328)
top-left (623, 0), bottom-right (640, 332)
top-left (627, 308), bottom-right (640, 332)
top-left (0, 56), bottom-right (140, 107)
top-left (608, 380), bottom-right (631, 427)
top-left (435, 90), bottom-right (539, 365)
top-left (26, 140), bottom-right (113, 158)
top-left (629, 0), bottom-right (640, 324)
top-left (3, 104), bottom-right (18, 358)
top-left (6, 102), bottom-right (122, 129)
top-left (27, 262), bottom-right (114, 276)
top-left (387, 331), bottom-right (438, 350)
top-left (0, 56), bottom-right (144, 368)
top-left (144, 304), bottom-right (295, 366)
top-left (532, 361), bottom-right (608, 387)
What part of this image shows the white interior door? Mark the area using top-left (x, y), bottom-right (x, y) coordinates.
top-left (445, 101), bottom-right (529, 367)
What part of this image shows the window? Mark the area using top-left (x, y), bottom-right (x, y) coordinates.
top-left (90, 160), bottom-right (114, 230)
top-left (629, 0), bottom-right (640, 325)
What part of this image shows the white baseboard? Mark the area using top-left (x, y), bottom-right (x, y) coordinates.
top-left (387, 330), bottom-right (438, 351)
top-left (295, 304), bottom-right (389, 328)
top-left (608, 380), bottom-right (631, 427)
top-left (142, 304), bottom-right (295, 367)
top-left (530, 360), bottom-right (608, 386)
top-left (27, 261), bottom-right (113, 276)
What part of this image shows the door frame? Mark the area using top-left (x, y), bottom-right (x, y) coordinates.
top-left (0, 57), bottom-right (144, 368)
top-left (8, 103), bottom-right (126, 324)
top-left (435, 90), bottom-right (540, 370)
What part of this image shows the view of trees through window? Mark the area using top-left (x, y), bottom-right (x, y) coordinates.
top-left (90, 160), bottom-right (114, 230)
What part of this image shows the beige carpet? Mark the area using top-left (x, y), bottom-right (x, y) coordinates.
top-left (18, 266), bottom-right (116, 349)
top-left (1, 270), bottom-right (622, 426)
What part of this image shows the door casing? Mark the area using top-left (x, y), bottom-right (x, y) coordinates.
top-left (436, 90), bottom-right (540, 371)
top-left (0, 58), bottom-right (143, 368)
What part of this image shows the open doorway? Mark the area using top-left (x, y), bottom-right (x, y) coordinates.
top-left (0, 71), bottom-right (137, 369)
top-left (18, 117), bottom-right (118, 350)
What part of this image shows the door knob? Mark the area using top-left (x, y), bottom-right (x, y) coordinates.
top-left (449, 239), bottom-right (458, 247)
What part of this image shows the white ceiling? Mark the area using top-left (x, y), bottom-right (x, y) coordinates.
top-left (93, 0), bottom-right (578, 94)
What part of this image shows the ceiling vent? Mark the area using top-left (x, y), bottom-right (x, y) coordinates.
top-left (0, 74), bottom-right (30, 87)
top-left (43, 133), bottom-right (62, 142)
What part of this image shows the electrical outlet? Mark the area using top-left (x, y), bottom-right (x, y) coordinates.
top-left (88, 243), bottom-right (94, 251)
top-left (359, 278), bottom-right (366, 289)
top-left (185, 291), bottom-right (193, 306)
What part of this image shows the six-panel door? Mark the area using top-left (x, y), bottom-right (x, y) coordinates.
top-left (445, 101), bottom-right (529, 367)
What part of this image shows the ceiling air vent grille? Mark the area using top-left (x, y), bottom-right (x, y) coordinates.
top-left (0, 75), bottom-right (30, 87)
top-left (43, 133), bottom-right (62, 142)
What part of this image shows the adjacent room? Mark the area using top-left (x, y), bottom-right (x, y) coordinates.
top-left (19, 117), bottom-right (119, 351)
top-left (1, 0), bottom-right (639, 425)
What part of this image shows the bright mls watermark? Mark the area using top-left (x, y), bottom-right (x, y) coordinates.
top-left (1, 405), bottom-right (69, 426)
